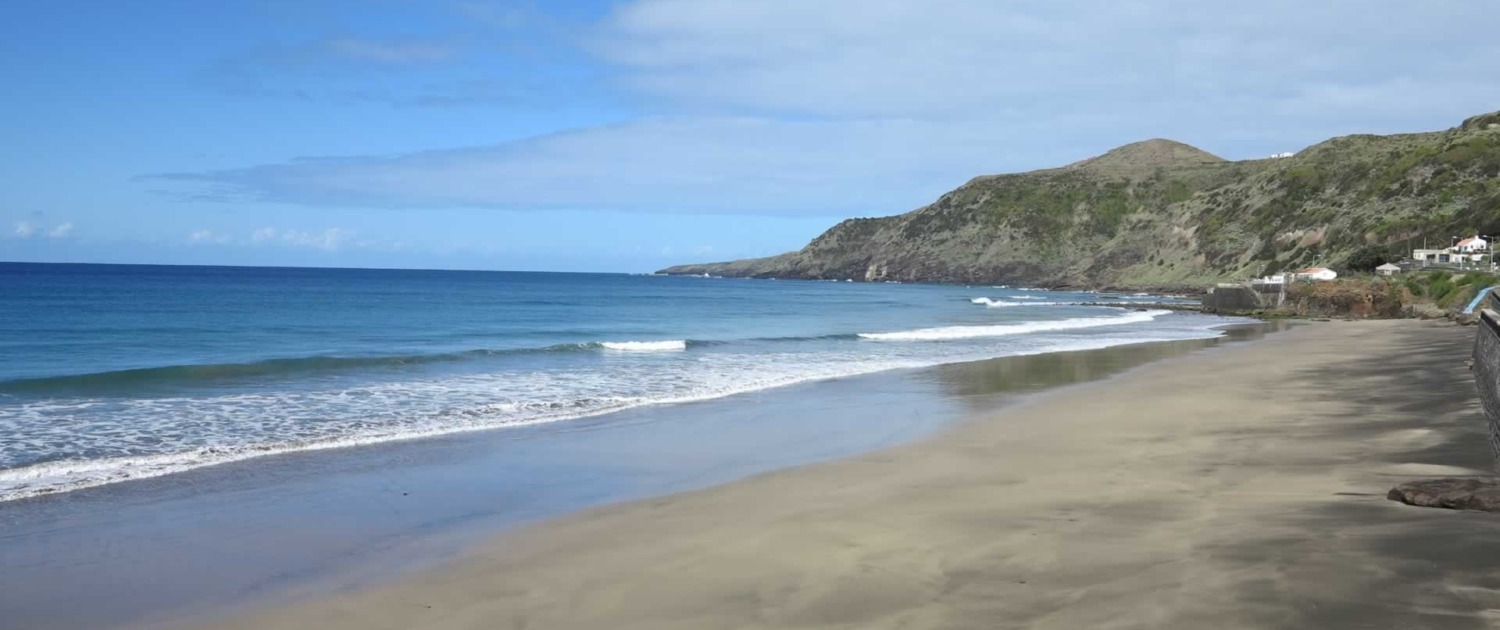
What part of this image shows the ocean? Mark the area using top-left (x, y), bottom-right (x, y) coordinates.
top-left (0, 262), bottom-right (1238, 503)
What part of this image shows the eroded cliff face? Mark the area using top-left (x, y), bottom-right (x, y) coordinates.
top-left (662, 114), bottom-right (1500, 290)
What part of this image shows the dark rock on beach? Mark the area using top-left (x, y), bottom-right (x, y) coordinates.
top-left (1387, 478), bottom-right (1500, 512)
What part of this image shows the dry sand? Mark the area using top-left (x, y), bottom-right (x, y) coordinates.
top-left (197, 320), bottom-right (1500, 630)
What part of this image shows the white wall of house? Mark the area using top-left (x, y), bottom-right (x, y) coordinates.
top-left (1296, 268), bottom-right (1338, 281)
top-left (1455, 237), bottom-right (1489, 252)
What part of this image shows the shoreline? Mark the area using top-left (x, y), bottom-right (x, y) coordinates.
top-left (0, 308), bottom-right (1228, 505)
top-left (1, 324), bottom-right (1266, 630)
top-left (187, 319), bottom-right (1500, 630)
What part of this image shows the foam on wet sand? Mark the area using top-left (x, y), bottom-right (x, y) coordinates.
top-left (194, 320), bottom-right (1500, 630)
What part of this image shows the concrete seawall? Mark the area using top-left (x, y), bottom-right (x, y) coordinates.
top-left (1201, 285), bottom-right (1264, 312)
top-left (1201, 283), bottom-right (1285, 313)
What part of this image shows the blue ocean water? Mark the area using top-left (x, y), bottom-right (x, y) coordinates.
top-left (0, 263), bottom-right (1236, 502)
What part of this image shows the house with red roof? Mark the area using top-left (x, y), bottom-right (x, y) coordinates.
top-left (1294, 267), bottom-right (1338, 281)
top-left (1452, 237), bottom-right (1488, 250)
top-left (1455, 236), bottom-right (1490, 253)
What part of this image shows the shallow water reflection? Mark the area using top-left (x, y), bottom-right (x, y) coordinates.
top-left (930, 322), bottom-right (1287, 406)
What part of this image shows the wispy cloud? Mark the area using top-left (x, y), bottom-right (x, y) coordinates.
top-left (201, 36), bottom-right (468, 105)
top-left (247, 227), bottom-right (353, 251)
top-left (159, 1), bottom-right (1500, 217)
top-left (325, 38), bottom-right (456, 65)
top-left (280, 228), bottom-right (351, 251)
top-left (187, 227), bottom-right (383, 252)
top-left (151, 117), bottom-right (1042, 215)
top-left (453, 2), bottom-right (533, 29)
top-left (12, 220), bottom-right (75, 239)
top-left (188, 229), bottom-right (231, 244)
top-left (597, 0), bottom-right (1500, 120)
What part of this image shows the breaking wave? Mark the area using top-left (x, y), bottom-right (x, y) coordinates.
top-left (969, 297), bottom-right (1074, 308)
top-left (1, 301), bottom-right (1227, 503)
top-left (599, 340), bottom-right (688, 352)
top-left (858, 310), bottom-right (1170, 341)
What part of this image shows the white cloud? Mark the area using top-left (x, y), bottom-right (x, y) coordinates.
top-left (279, 228), bottom-right (350, 251)
top-left (188, 229), bottom-right (231, 244)
top-left (159, 117), bottom-right (1046, 215)
top-left (11, 221), bottom-right (74, 239)
top-left (156, 1), bottom-right (1500, 217)
top-left (598, 0), bottom-right (1500, 120)
top-left (247, 227), bottom-right (352, 251)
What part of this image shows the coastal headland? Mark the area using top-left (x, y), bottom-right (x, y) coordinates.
top-left (660, 111), bottom-right (1500, 292)
top-left (192, 319), bottom-right (1500, 630)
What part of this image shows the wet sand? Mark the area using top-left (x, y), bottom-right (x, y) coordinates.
top-left (1, 328), bottom-right (1262, 630)
top-left (192, 319), bottom-right (1500, 630)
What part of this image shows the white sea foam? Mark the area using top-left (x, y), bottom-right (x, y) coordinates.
top-left (858, 310), bottom-right (1170, 341)
top-left (970, 297), bottom-right (1075, 308)
top-left (0, 309), bottom-right (1234, 503)
top-left (600, 340), bottom-right (688, 352)
top-left (0, 356), bottom-right (911, 501)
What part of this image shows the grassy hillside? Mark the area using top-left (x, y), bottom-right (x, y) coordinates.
top-left (661, 112), bottom-right (1500, 290)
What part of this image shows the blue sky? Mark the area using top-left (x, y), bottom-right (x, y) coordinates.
top-left (3, 1), bottom-right (1498, 272)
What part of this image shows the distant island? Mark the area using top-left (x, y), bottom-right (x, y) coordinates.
top-left (661, 111), bottom-right (1500, 290)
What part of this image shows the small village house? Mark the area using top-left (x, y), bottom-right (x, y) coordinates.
top-left (1412, 236), bottom-right (1492, 268)
top-left (1376, 263), bottom-right (1402, 276)
top-left (1412, 248), bottom-right (1451, 264)
top-left (1455, 236), bottom-right (1490, 253)
top-left (1294, 267), bottom-right (1339, 281)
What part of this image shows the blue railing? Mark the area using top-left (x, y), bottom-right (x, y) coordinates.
top-left (1464, 286), bottom-right (1500, 314)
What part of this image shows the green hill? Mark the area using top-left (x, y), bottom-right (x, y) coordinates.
top-left (660, 111), bottom-right (1500, 289)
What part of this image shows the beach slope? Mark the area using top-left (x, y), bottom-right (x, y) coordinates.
top-left (199, 320), bottom-right (1500, 630)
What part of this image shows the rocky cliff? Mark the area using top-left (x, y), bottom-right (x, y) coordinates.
top-left (661, 112), bottom-right (1500, 289)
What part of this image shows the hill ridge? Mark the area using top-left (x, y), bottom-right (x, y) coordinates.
top-left (1067, 138), bottom-right (1226, 173)
top-left (662, 111), bottom-right (1500, 290)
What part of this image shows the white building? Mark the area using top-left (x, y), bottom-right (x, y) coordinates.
top-left (1413, 248), bottom-right (1449, 263)
top-left (1376, 263), bottom-right (1402, 276)
top-left (1295, 267), bottom-right (1339, 281)
top-left (1454, 236), bottom-right (1489, 253)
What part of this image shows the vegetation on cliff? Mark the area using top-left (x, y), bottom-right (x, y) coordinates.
top-left (661, 112), bottom-right (1500, 290)
top-left (1253, 270), bottom-right (1499, 320)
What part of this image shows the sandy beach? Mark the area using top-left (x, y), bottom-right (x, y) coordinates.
top-left (194, 319), bottom-right (1500, 630)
